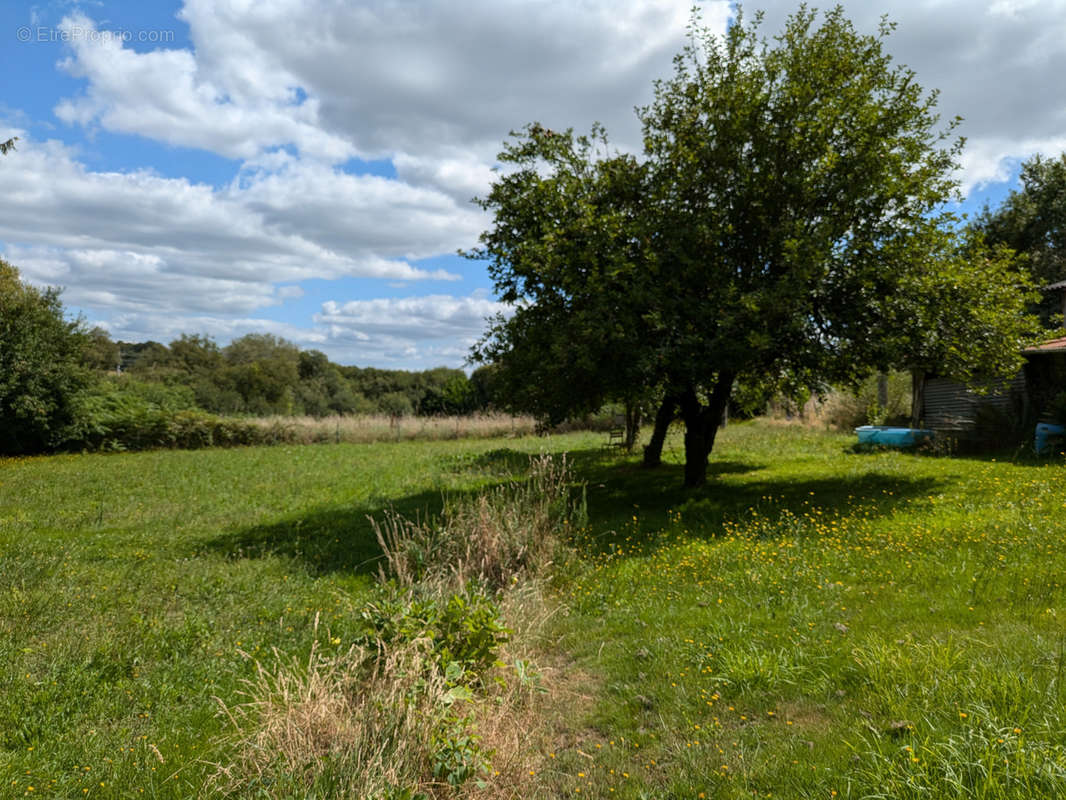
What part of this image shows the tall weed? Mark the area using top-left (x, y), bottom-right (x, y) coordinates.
top-left (213, 455), bottom-right (581, 798)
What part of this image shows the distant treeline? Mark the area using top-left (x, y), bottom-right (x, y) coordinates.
top-left (85, 329), bottom-right (498, 419)
top-left (3, 258), bottom-right (517, 455)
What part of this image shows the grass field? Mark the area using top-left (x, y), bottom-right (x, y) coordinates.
top-left (3, 422), bottom-right (1066, 798)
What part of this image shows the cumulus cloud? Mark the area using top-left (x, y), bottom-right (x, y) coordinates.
top-left (52, 0), bottom-right (727, 193)
top-left (54, 13), bottom-right (356, 162)
top-left (51, 0), bottom-right (1066, 196)
top-left (315, 292), bottom-right (508, 341)
top-left (311, 292), bottom-right (511, 367)
top-left (736, 1), bottom-right (1066, 192)
top-left (0, 132), bottom-right (472, 318)
top-left (7, 0), bottom-right (1066, 367)
top-left (175, 0), bottom-right (715, 159)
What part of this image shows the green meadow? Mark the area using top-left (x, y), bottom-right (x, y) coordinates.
top-left (3, 423), bottom-right (1066, 798)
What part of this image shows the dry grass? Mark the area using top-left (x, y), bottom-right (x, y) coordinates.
top-left (372, 454), bottom-right (581, 592)
top-left (464, 585), bottom-right (600, 800)
top-left (247, 413), bottom-right (537, 445)
top-left (210, 455), bottom-right (581, 798)
top-left (212, 592), bottom-right (570, 800)
top-left (211, 625), bottom-right (449, 798)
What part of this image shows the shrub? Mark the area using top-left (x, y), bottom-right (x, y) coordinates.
top-left (0, 260), bottom-right (88, 453)
top-left (360, 590), bottom-right (510, 682)
top-left (64, 380), bottom-right (269, 451)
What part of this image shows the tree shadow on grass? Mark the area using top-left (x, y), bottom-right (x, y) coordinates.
top-left (562, 447), bottom-right (945, 558)
top-left (201, 445), bottom-right (945, 577)
top-left (202, 486), bottom-right (469, 578)
top-left (203, 449), bottom-right (554, 578)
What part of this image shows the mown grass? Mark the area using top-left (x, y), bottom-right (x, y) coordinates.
top-left (0, 433), bottom-right (597, 798)
top-left (544, 423), bottom-right (1066, 798)
top-left (4, 422), bottom-right (1066, 798)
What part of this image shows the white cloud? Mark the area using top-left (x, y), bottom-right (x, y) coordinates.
top-left (52, 1), bottom-right (725, 194)
top-left (54, 13), bottom-right (356, 162)
top-left (316, 292), bottom-right (508, 340)
top-left (174, 0), bottom-right (712, 160)
top-left (0, 132), bottom-right (472, 319)
top-left (8, 0), bottom-right (1066, 367)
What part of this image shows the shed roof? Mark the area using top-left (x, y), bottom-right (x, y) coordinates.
top-left (1025, 335), bottom-right (1066, 354)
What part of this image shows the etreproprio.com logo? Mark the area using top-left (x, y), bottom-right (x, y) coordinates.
top-left (16, 25), bottom-right (176, 44)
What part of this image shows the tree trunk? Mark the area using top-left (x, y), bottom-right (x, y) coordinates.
top-left (679, 374), bottom-right (735, 488)
top-left (624, 400), bottom-right (642, 451)
top-left (643, 394), bottom-right (678, 467)
top-left (910, 369), bottom-right (925, 428)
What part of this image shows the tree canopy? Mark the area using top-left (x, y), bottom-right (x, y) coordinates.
top-left (471, 125), bottom-right (655, 427)
top-left (0, 260), bottom-right (88, 453)
top-left (973, 152), bottom-right (1066, 327)
top-left (472, 6), bottom-right (1039, 487)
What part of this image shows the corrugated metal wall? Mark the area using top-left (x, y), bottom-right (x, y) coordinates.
top-left (922, 373), bottom-right (1027, 433)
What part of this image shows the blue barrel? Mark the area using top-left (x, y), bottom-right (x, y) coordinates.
top-left (1035, 423), bottom-right (1066, 455)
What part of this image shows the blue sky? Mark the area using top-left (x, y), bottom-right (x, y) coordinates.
top-left (2, 1), bottom-right (1064, 368)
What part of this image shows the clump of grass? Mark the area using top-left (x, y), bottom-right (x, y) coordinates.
top-left (213, 631), bottom-right (449, 798)
top-left (373, 453), bottom-right (585, 592)
top-left (213, 455), bottom-right (582, 798)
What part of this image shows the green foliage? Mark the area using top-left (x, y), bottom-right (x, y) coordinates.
top-left (431, 718), bottom-right (490, 789)
top-left (360, 589), bottom-right (510, 682)
top-left (379, 391), bottom-right (414, 418)
top-left (875, 234), bottom-right (1041, 387)
top-left (0, 259), bottom-right (88, 453)
top-left (114, 335), bottom-right (479, 420)
top-left (83, 326), bottom-right (121, 371)
top-left (64, 376), bottom-right (264, 451)
top-left (472, 7), bottom-right (1034, 487)
top-left (974, 152), bottom-right (1066, 326)
top-left (470, 123), bottom-right (653, 426)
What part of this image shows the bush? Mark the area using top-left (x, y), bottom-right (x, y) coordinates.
top-left (0, 260), bottom-right (88, 453)
top-left (360, 589), bottom-right (510, 681)
top-left (821, 372), bottom-right (912, 429)
top-left (64, 379), bottom-right (268, 451)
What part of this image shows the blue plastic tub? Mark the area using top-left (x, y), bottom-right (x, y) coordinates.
top-left (1035, 422), bottom-right (1066, 455)
top-left (855, 426), bottom-right (934, 448)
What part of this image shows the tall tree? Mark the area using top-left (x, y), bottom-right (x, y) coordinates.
top-left (0, 260), bottom-right (88, 453)
top-left (471, 125), bottom-right (660, 430)
top-left (973, 152), bottom-right (1066, 327)
top-left (474, 6), bottom-right (1037, 487)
